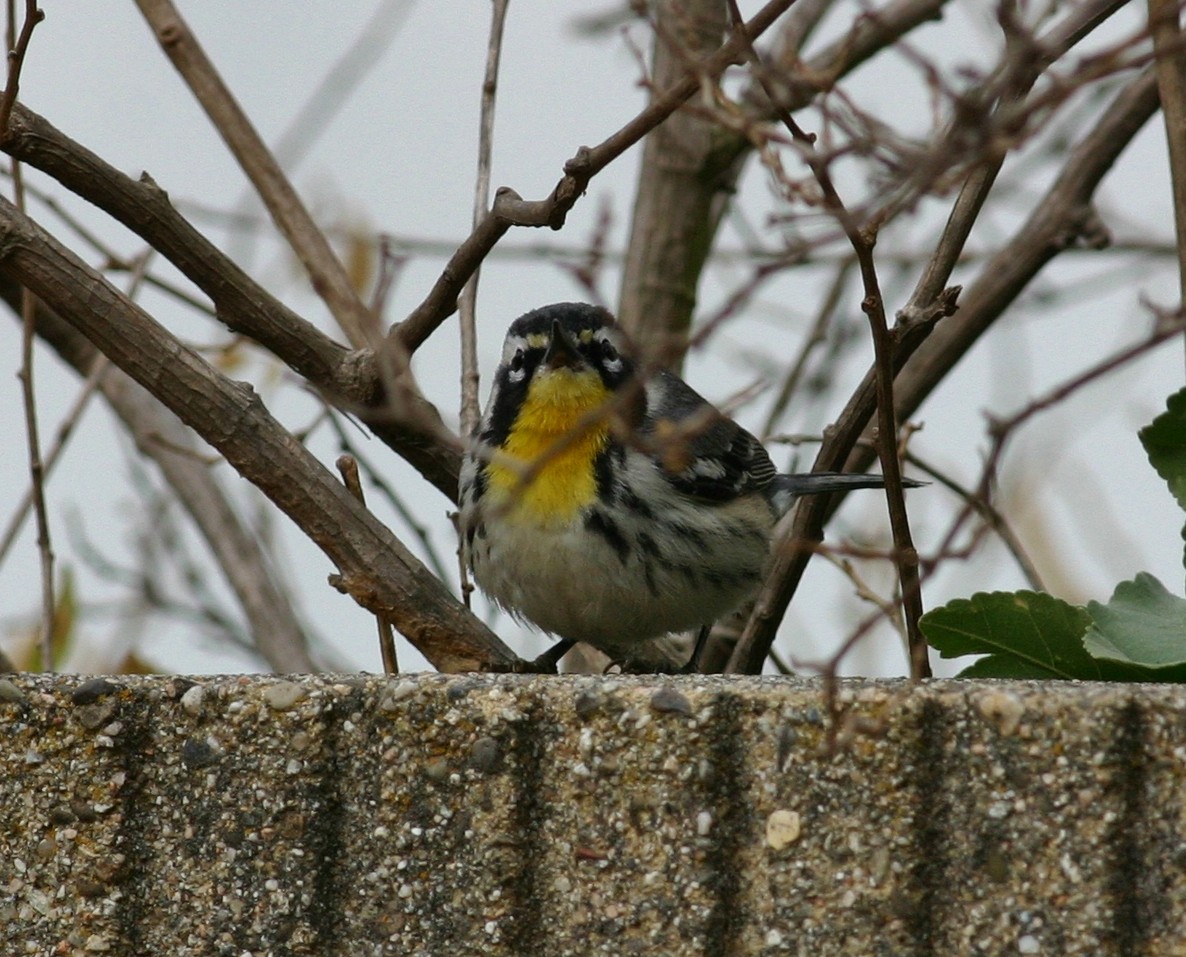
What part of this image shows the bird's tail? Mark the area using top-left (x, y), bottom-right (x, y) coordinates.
top-left (768, 471), bottom-right (924, 515)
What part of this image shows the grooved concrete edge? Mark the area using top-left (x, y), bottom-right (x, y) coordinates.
top-left (1, 673), bottom-right (1183, 956)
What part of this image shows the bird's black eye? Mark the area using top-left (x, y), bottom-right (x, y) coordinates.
top-left (599, 339), bottom-right (619, 364)
top-left (505, 348), bottom-right (529, 383)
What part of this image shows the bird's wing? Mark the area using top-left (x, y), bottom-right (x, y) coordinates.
top-left (642, 371), bottom-right (776, 502)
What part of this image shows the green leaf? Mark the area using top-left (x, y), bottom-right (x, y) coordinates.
top-left (1084, 572), bottom-right (1186, 669)
top-left (921, 590), bottom-right (1098, 680)
top-left (1140, 387), bottom-right (1186, 514)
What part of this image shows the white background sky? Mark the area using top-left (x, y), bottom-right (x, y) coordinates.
top-left (0, 1), bottom-right (1181, 676)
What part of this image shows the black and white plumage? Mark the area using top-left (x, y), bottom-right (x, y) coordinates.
top-left (458, 302), bottom-right (911, 671)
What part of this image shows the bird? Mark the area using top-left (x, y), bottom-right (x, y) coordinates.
top-left (458, 302), bottom-right (915, 673)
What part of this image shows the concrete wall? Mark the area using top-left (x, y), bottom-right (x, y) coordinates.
top-left (1, 673), bottom-right (1182, 955)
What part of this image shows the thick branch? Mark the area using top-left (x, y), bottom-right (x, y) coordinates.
top-left (1148, 0), bottom-right (1186, 312)
top-left (618, 0), bottom-right (729, 351)
top-left (0, 198), bottom-right (518, 672)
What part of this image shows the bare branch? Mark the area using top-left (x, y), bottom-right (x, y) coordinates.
top-left (15, 277), bottom-right (53, 670)
top-left (337, 454), bottom-right (398, 675)
top-left (901, 450), bottom-right (1046, 593)
top-left (0, 103), bottom-right (463, 500)
top-left (726, 0), bottom-right (929, 677)
top-left (620, 0), bottom-right (956, 366)
top-left (618, 0), bottom-right (729, 352)
top-left (393, 0), bottom-right (800, 353)
top-left (918, 313), bottom-right (1185, 600)
top-left (7, 0), bottom-right (50, 668)
top-left (760, 256), bottom-right (855, 437)
top-left (1148, 0), bottom-right (1186, 320)
top-left (0, 0), bottom-right (41, 135)
top-left (727, 13), bottom-right (1153, 677)
top-left (890, 67), bottom-right (1161, 434)
top-left (133, 0), bottom-right (375, 348)
top-left (733, 70), bottom-right (1159, 672)
top-left (904, 0), bottom-right (1133, 311)
top-left (0, 341), bottom-right (105, 570)
top-left (0, 196), bottom-right (518, 672)
top-left (459, 0), bottom-right (511, 441)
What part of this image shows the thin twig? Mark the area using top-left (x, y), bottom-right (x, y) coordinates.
top-left (369, 235), bottom-right (406, 315)
top-left (133, 0), bottom-right (375, 348)
top-left (325, 411), bottom-right (451, 583)
top-left (6, 0), bottom-right (52, 669)
top-left (996, 315), bottom-right (1186, 438)
top-left (905, 0), bottom-right (1130, 315)
top-left (393, 0), bottom-right (799, 354)
top-left (337, 455), bottom-right (398, 675)
top-left (10, 285), bottom-right (321, 673)
top-left (819, 552), bottom-right (905, 635)
top-left (18, 283), bottom-right (53, 668)
top-left (0, 0), bottom-right (40, 136)
top-left (760, 256), bottom-right (855, 438)
top-left (918, 313), bottom-right (1186, 593)
top-left (17, 273), bottom-right (54, 672)
top-left (727, 6), bottom-right (1146, 677)
top-left (459, 0), bottom-right (510, 443)
top-left (1, 236), bottom-right (322, 673)
top-left (726, 0), bottom-right (929, 678)
top-left (901, 450), bottom-right (1045, 592)
top-left (0, 339), bottom-right (106, 570)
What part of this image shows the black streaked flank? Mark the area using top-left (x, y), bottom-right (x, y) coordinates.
top-left (662, 520), bottom-right (707, 549)
top-left (636, 531), bottom-right (662, 558)
top-left (620, 484), bottom-right (655, 519)
top-left (701, 565), bottom-right (760, 590)
top-left (585, 509), bottom-right (629, 563)
top-left (643, 562), bottom-right (660, 597)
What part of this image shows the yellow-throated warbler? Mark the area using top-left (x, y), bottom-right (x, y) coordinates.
top-left (459, 302), bottom-right (915, 672)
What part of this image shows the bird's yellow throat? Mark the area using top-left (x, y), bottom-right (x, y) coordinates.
top-left (485, 368), bottom-right (611, 524)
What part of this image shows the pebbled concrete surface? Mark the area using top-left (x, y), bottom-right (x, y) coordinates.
top-left (0, 673), bottom-right (1183, 956)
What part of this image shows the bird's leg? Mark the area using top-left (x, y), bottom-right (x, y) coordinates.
top-left (518, 638), bottom-right (574, 674)
top-left (680, 625), bottom-right (713, 675)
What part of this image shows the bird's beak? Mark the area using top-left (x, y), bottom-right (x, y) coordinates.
top-left (543, 319), bottom-right (583, 370)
